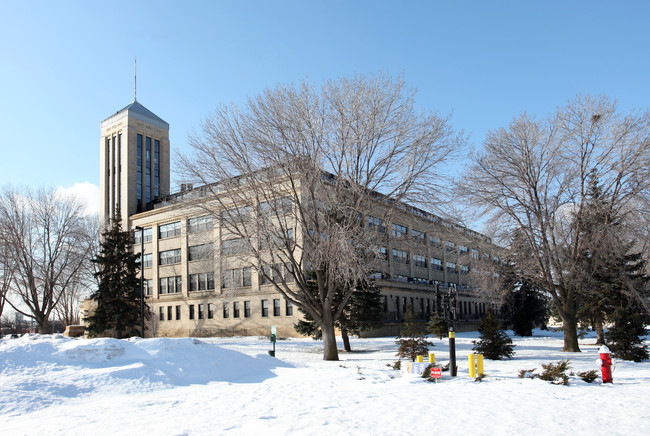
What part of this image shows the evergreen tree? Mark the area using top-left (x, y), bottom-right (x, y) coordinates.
top-left (86, 215), bottom-right (148, 338)
top-left (396, 305), bottom-right (433, 361)
top-left (576, 176), bottom-right (650, 347)
top-left (606, 305), bottom-right (649, 362)
top-left (295, 278), bottom-right (383, 351)
top-left (473, 308), bottom-right (515, 360)
top-left (427, 314), bottom-right (448, 340)
top-left (501, 278), bottom-right (548, 336)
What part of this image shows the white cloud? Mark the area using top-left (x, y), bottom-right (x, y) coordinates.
top-left (56, 182), bottom-right (100, 216)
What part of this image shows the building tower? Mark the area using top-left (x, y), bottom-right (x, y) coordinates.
top-left (100, 99), bottom-right (170, 228)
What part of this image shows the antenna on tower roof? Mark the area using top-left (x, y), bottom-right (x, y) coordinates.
top-left (134, 57), bottom-right (137, 102)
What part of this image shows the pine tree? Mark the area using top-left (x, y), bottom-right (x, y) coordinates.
top-left (473, 308), bottom-right (515, 360)
top-left (86, 215), bottom-right (148, 338)
top-left (427, 314), bottom-right (448, 340)
top-left (606, 305), bottom-right (649, 362)
top-left (396, 305), bottom-right (433, 361)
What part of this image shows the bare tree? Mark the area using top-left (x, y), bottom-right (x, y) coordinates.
top-left (0, 240), bottom-right (14, 338)
top-left (178, 74), bottom-right (464, 360)
top-left (0, 186), bottom-right (95, 333)
top-left (459, 95), bottom-right (650, 351)
top-left (53, 216), bottom-right (99, 328)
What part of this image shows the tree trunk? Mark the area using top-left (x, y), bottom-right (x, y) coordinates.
top-left (341, 328), bottom-right (351, 352)
top-left (595, 318), bottom-right (605, 345)
top-left (321, 309), bottom-right (339, 361)
top-left (560, 311), bottom-right (581, 352)
top-left (38, 318), bottom-right (49, 334)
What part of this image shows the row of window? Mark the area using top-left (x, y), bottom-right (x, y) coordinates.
top-left (158, 299), bottom-right (294, 322)
top-left (380, 295), bottom-right (487, 317)
top-left (367, 216), bottom-right (493, 260)
top-left (144, 264), bottom-right (294, 296)
top-left (381, 248), bottom-right (469, 274)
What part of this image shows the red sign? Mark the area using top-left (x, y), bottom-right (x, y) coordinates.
top-left (430, 367), bottom-right (442, 378)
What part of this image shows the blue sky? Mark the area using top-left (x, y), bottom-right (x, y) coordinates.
top-left (1, 0), bottom-right (649, 212)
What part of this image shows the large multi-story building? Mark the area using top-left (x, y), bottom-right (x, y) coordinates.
top-left (94, 99), bottom-right (501, 338)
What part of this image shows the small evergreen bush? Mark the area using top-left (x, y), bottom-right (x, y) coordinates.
top-left (576, 370), bottom-right (599, 383)
top-left (396, 306), bottom-right (433, 361)
top-left (427, 315), bottom-right (448, 340)
top-left (538, 360), bottom-right (571, 385)
top-left (472, 308), bottom-right (515, 360)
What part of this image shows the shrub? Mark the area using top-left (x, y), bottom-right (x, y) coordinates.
top-left (473, 308), bottom-right (515, 360)
top-left (577, 370), bottom-right (599, 383)
top-left (538, 359), bottom-right (571, 386)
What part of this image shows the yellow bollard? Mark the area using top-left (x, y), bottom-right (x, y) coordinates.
top-left (429, 352), bottom-right (435, 364)
top-left (416, 355), bottom-right (423, 363)
top-left (477, 354), bottom-right (484, 376)
top-left (468, 353), bottom-right (476, 378)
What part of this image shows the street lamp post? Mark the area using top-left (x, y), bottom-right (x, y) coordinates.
top-left (134, 226), bottom-right (145, 338)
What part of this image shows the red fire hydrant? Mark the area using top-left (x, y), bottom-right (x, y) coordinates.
top-left (598, 345), bottom-right (613, 384)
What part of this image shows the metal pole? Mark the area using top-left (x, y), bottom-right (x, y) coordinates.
top-left (449, 287), bottom-right (457, 377)
top-left (135, 226), bottom-right (145, 338)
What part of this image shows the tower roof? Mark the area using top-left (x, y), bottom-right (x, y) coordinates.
top-left (101, 100), bottom-right (169, 130)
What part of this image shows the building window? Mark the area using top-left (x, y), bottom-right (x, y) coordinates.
top-left (445, 241), bottom-right (455, 252)
top-left (159, 276), bottom-right (182, 294)
top-left (145, 137), bottom-right (152, 204)
top-left (188, 243), bottom-right (213, 261)
top-left (137, 134), bottom-right (143, 210)
top-left (222, 270), bottom-right (233, 289)
top-left (189, 305), bottom-right (195, 320)
top-left (141, 253), bottom-right (152, 268)
top-left (144, 279), bottom-right (153, 296)
top-left (233, 302), bottom-right (240, 318)
top-left (208, 303), bottom-right (214, 319)
top-left (446, 262), bottom-right (457, 273)
top-left (376, 247), bottom-right (388, 260)
top-left (223, 302), bottom-right (229, 318)
top-left (392, 249), bottom-right (408, 264)
top-left (391, 223), bottom-right (407, 238)
top-left (221, 207), bottom-right (251, 225)
top-left (242, 267), bottom-right (252, 287)
top-left (429, 235), bottom-right (441, 247)
top-left (175, 305), bottom-right (181, 320)
top-left (167, 306), bottom-right (172, 321)
top-left (134, 227), bottom-right (152, 244)
top-left (412, 229), bottom-right (425, 244)
top-left (273, 299), bottom-right (281, 316)
top-left (188, 215), bottom-right (213, 233)
top-left (413, 254), bottom-right (426, 268)
top-left (368, 271), bottom-right (383, 280)
top-left (198, 304), bottom-right (204, 320)
top-left (471, 249), bottom-right (479, 260)
top-left (154, 139), bottom-right (160, 198)
top-left (460, 265), bottom-right (469, 275)
top-left (261, 299), bottom-right (269, 317)
top-left (244, 301), bottom-right (251, 318)
top-left (393, 274), bottom-right (409, 282)
top-left (459, 246), bottom-right (469, 255)
top-left (159, 222), bottom-right (181, 239)
top-left (159, 307), bottom-right (164, 321)
top-left (159, 249), bottom-right (181, 265)
top-left (368, 216), bottom-right (385, 233)
top-left (222, 238), bottom-right (248, 255)
top-left (431, 258), bottom-right (443, 271)
top-left (190, 273), bottom-right (215, 292)
top-left (285, 300), bottom-right (293, 316)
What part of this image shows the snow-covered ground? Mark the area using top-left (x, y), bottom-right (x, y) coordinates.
top-left (1, 330), bottom-right (648, 435)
